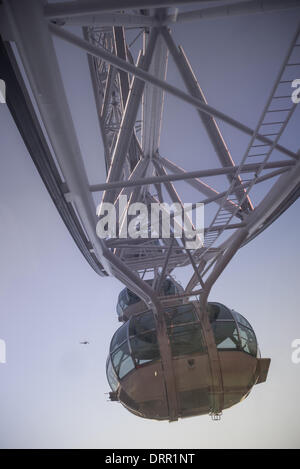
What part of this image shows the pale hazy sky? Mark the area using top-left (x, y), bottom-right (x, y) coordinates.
top-left (1, 3), bottom-right (300, 449)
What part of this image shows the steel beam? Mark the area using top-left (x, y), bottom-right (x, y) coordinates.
top-left (89, 160), bottom-right (295, 192)
top-left (114, 157), bottom-right (150, 203)
top-left (201, 159), bottom-right (300, 299)
top-left (156, 239), bottom-right (174, 292)
top-left (165, 0), bottom-right (300, 24)
top-left (142, 33), bottom-right (168, 159)
top-left (82, 27), bottom-right (111, 173)
top-left (58, 12), bottom-right (156, 27)
top-left (112, 25), bottom-right (141, 172)
top-left (202, 228), bottom-right (249, 304)
top-left (157, 155), bottom-right (240, 214)
top-left (245, 160), bottom-right (300, 237)
top-left (6, 0), bottom-right (300, 307)
top-left (200, 166), bottom-right (292, 206)
top-left (101, 65), bottom-right (117, 120)
top-left (102, 29), bottom-right (159, 205)
top-left (49, 22), bottom-right (298, 160)
top-left (186, 248), bottom-right (205, 289)
top-left (160, 27), bottom-right (253, 213)
top-left (152, 158), bottom-right (201, 248)
top-left (113, 26), bottom-right (130, 109)
top-left (44, 0), bottom-right (218, 19)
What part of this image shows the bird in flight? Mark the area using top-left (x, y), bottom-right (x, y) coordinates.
top-left (80, 341), bottom-right (89, 345)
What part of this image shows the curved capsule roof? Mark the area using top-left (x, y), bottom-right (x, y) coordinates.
top-left (116, 278), bottom-right (181, 320)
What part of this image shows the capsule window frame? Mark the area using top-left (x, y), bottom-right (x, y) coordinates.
top-left (231, 310), bottom-right (258, 357)
top-left (237, 322), bottom-right (257, 357)
top-left (165, 303), bottom-right (207, 358)
top-left (109, 309), bottom-right (161, 380)
top-left (211, 320), bottom-right (241, 351)
top-left (128, 310), bottom-right (160, 368)
top-left (111, 340), bottom-right (135, 380)
top-left (168, 322), bottom-right (206, 358)
top-left (106, 355), bottom-right (119, 392)
top-left (209, 305), bottom-right (258, 357)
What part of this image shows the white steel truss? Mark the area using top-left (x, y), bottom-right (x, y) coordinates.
top-left (1, 0), bottom-right (300, 310)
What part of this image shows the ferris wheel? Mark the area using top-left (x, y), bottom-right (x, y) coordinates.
top-left (1, 0), bottom-right (300, 421)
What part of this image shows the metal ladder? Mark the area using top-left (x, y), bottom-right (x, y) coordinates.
top-left (203, 25), bottom-right (300, 249)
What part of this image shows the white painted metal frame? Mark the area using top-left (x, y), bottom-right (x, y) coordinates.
top-left (3, 0), bottom-right (300, 309)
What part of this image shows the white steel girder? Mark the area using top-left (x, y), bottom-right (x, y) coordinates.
top-left (2, 0), bottom-right (300, 305)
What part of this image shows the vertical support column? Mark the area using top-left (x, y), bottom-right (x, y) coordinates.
top-left (113, 26), bottom-right (130, 108)
top-left (102, 27), bottom-right (159, 205)
top-left (154, 303), bottom-right (179, 422)
top-left (195, 302), bottom-right (224, 415)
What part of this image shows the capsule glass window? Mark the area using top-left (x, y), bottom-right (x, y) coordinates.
top-left (129, 310), bottom-right (156, 336)
top-left (106, 357), bottom-right (119, 391)
top-left (169, 323), bottom-right (205, 357)
top-left (110, 322), bottom-right (128, 353)
top-left (212, 321), bottom-right (240, 350)
top-left (164, 303), bottom-right (197, 327)
top-left (232, 310), bottom-right (252, 329)
top-left (162, 278), bottom-right (177, 296)
top-left (130, 331), bottom-right (160, 366)
top-left (129, 310), bottom-right (160, 366)
top-left (112, 341), bottom-right (135, 379)
top-left (238, 324), bottom-right (257, 356)
top-left (208, 302), bottom-right (233, 321)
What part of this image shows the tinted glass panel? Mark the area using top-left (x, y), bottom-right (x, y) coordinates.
top-left (112, 342), bottom-right (134, 379)
top-left (130, 331), bottom-right (160, 365)
top-left (106, 357), bottom-right (119, 391)
top-left (129, 310), bottom-right (156, 336)
top-left (164, 304), bottom-right (197, 327)
top-left (117, 303), bottom-right (123, 318)
top-left (238, 324), bottom-right (257, 356)
top-left (208, 303), bottom-right (233, 322)
top-left (169, 323), bottom-right (205, 356)
top-left (212, 321), bottom-right (240, 349)
top-left (110, 322), bottom-right (128, 352)
top-left (118, 289), bottom-right (127, 308)
top-left (117, 288), bottom-right (141, 313)
top-left (163, 278), bottom-right (177, 296)
top-left (232, 311), bottom-right (252, 329)
top-left (127, 288), bottom-right (141, 306)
